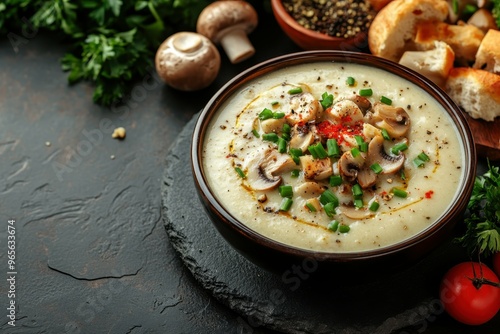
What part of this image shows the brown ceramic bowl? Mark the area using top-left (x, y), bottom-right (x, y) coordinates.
top-left (270, 0), bottom-right (369, 51)
top-left (192, 51), bottom-right (476, 277)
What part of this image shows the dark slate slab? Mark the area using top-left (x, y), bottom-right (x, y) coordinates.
top-left (162, 114), bottom-right (500, 334)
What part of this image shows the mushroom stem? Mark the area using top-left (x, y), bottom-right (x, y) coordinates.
top-left (219, 29), bottom-right (255, 64)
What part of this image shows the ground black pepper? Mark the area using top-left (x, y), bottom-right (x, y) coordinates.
top-left (282, 0), bottom-right (376, 38)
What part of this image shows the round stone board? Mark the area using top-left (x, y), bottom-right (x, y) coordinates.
top-left (160, 114), bottom-right (476, 334)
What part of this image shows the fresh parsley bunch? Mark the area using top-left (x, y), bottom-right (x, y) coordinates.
top-left (457, 162), bottom-right (500, 257)
top-left (1, 0), bottom-right (213, 106)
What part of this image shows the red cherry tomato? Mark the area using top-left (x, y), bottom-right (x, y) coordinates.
top-left (440, 262), bottom-right (500, 325)
top-left (493, 253), bottom-right (500, 278)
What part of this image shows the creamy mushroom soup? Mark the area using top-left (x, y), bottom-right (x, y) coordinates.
top-left (202, 62), bottom-right (465, 252)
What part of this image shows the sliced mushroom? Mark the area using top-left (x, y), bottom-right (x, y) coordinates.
top-left (294, 182), bottom-right (325, 198)
top-left (339, 205), bottom-right (373, 219)
top-left (357, 167), bottom-right (377, 189)
top-left (289, 123), bottom-right (315, 152)
top-left (338, 150), bottom-right (365, 182)
top-left (368, 102), bottom-right (411, 138)
top-left (246, 149), bottom-right (295, 191)
top-left (366, 135), bottom-right (405, 174)
top-left (284, 92), bottom-right (322, 125)
top-left (299, 155), bottom-right (333, 180)
top-left (345, 95), bottom-right (372, 114)
top-left (325, 99), bottom-right (364, 124)
top-left (363, 123), bottom-right (382, 142)
top-left (260, 117), bottom-right (286, 134)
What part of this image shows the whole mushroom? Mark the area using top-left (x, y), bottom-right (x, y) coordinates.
top-left (196, 0), bottom-right (258, 64)
top-left (155, 31), bottom-right (221, 91)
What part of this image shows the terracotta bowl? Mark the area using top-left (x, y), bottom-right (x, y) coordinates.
top-left (191, 51), bottom-right (476, 277)
top-left (270, 0), bottom-right (369, 51)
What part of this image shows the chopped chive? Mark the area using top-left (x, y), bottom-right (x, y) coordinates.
top-left (380, 96), bottom-right (392, 105)
top-left (280, 198), bottom-right (293, 211)
top-left (262, 133), bottom-right (279, 143)
top-left (338, 224), bottom-right (350, 233)
top-left (282, 123), bottom-right (291, 135)
top-left (324, 202), bottom-right (336, 217)
top-left (370, 163), bottom-right (383, 174)
top-left (278, 137), bottom-right (287, 153)
top-left (359, 142), bottom-right (368, 153)
top-left (369, 201), bottom-right (380, 212)
top-left (279, 185), bottom-right (293, 198)
top-left (359, 88), bottom-right (373, 97)
top-left (400, 169), bottom-right (406, 180)
top-left (391, 142), bottom-right (408, 155)
top-left (291, 169), bottom-right (300, 178)
top-left (452, 0), bottom-right (459, 14)
top-left (308, 142), bottom-right (328, 159)
top-left (463, 4), bottom-right (477, 15)
top-left (352, 184), bottom-right (363, 198)
top-left (308, 145), bottom-right (319, 159)
top-left (381, 128), bottom-right (391, 140)
top-left (327, 220), bottom-right (339, 232)
top-left (252, 129), bottom-right (260, 138)
top-left (354, 198), bottom-right (364, 209)
top-left (273, 112), bottom-right (285, 119)
top-left (288, 87), bottom-right (303, 95)
top-left (271, 101), bottom-right (279, 106)
top-left (320, 92), bottom-right (334, 109)
top-left (351, 147), bottom-right (361, 157)
top-left (235, 167), bottom-right (246, 179)
top-left (281, 133), bottom-right (290, 141)
top-left (346, 76), bottom-right (355, 86)
top-left (289, 148), bottom-right (303, 165)
top-left (413, 157), bottom-right (425, 167)
top-left (392, 188), bottom-right (407, 198)
top-left (329, 175), bottom-right (343, 187)
top-left (305, 201), bottom-right (317, 212)
top-left (259, 108), bottom-right (273, 120)
top-left (354, 135), bottom-right (364, 146)
top-left (327, 138), bottom-right (340, 157)
top-left (320, 189), bottom-right (339, 206)
top-left (418, 152), bottom-right (430, 162)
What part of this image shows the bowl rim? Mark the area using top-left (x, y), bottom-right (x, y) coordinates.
top-left (270, 0), bottom-right (364, 42)
top-left (192, 50), bottom-right (477, 261)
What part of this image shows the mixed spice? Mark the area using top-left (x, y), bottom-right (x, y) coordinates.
top-left (282, 0), bottom-right (376, 38)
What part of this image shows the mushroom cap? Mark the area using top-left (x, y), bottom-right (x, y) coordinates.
top-left (196, 0), bottom-right (258, 43)
top-left (155, 31), bottom-right (221, 91)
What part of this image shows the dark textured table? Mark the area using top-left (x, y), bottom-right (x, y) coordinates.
top-left (1, 2), bottom-right (498, 334)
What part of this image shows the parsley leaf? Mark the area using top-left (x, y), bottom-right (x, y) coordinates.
top-left (456, 162), bottom-right (500, 257)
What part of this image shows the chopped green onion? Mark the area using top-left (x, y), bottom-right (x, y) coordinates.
top-left (351, 147), bottom-right (361, 157)
top-left (400, 169), bottom-right (406, 181)
top-left (320, 189), bottom-right (339, 206)
top-left (338, 224), bottom-right (350, 233)
top-left (370, 163), bottom-right (383, 174)
top-left (320, 92), bottom-right (334, 109)
top-left (235, 167), bottom-right (246, 179)
top-left (354, 135), bottom-right (364, 146)
top-left (359, 142), bottom-right (368, 153)
top-left (252, 129), bottom-right (260, 138)
top-left (391, 142), bottom-right (408, 155)
top-left (324, 202), bottom-right (336, 217)
top-left (369, 201), bottom-right (380, 212)
top-left (262, 133), bottom-right (279, 143)
top-left (289, 148), bottom-right (303, 164)
top-left (291, 169), bottom-right (300, 178)
top-left (305, 201), bottom-right (317, 212)
top-left (280, 198), bottom-right (293, 211)
top-left (279, 185), bottom-right (293, 198)
top-left (288, 87), bottom-right (303, 95)
top-left (418, 152), bottom-right (430, 162)
top-left (278, 137), bottom-right (287, 153)
top-left (282, 123), bottom-right (291, 135)
top-left (327, 138), bottom-right (340, 157)
top-left (346, 76), bottom-right (355, 86)
top-left (380, 96), bottom-right (392, 105)
top-left (273, 112), bottom-right (285, 119)
top-left (259, 108), bottom-right (273, 120)
top-left (354, 198), bottom-right (364, 209)
top-left (392, 188), bottom-right (408, 198)
top-left (452, 0), bottom-right (459, 14)
top-left (463, 4), bottom-right (477, 15)
top-left (327, 220), bottom-right (339, 232)
top-left (359, 88), bottom-right (373, 97)
top-left (381, 128), bottom-right (391, 140)
top-left (414, 157), bottom-right (425, 167)
top-left (271, 101), bottom-right (279, 106)
top-left (308, 142), bottom-right (328, 159)
top-left (352, 184), bottom-right (363, 198)
top-left (329, 175), bottom-right (343, 187)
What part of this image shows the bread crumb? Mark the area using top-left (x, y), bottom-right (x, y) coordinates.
top-left (112, 127), bottom-right (126, 139)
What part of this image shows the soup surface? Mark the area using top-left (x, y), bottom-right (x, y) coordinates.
top-left (202, 62), bottom-right (464, 252)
